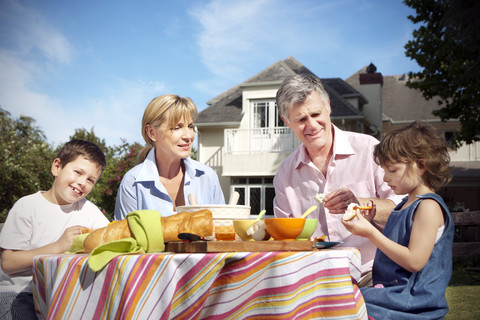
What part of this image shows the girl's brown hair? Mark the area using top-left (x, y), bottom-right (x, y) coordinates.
top-left (373, 121), bottom-right (451, 192)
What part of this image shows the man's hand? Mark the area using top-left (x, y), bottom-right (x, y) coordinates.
top-left (324, 188), bottom-right (359, 214)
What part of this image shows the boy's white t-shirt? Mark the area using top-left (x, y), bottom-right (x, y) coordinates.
top-left (0, 191), bottom-right (110, 293)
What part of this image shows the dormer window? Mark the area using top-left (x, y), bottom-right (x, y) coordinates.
top-left (251, 99), bottom-right (285, 128)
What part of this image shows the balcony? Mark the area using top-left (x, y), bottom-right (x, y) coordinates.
top-left (224, 127), bottom-right (295, 154)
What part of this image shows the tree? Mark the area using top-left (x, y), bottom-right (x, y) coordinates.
top-left (0, 108), bottom-right (55, 222)
top-left (404, 0), bottom-right (480, 147)
top-left (69, 127), bottom-right (110, 157)
top-left (100, 141), bottom-right (142, 219)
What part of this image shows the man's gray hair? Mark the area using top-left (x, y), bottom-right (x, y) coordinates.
top-left (276, 74), bottom-right (330, 122)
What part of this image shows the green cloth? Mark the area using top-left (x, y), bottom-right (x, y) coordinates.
top-left (65, 233), bottom-right (90, 254)
top-left (88, 239), bottom-right (144, 271)
top-left (127, 210), bottom-right (164, 253)
top-left (87, 210), bottom-right (164, 272)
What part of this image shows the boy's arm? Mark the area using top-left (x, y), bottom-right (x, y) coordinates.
top-left (1, 225), bottom-right (85, 275)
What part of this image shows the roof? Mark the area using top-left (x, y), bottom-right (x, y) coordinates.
top-left (196, 57), bottom-right (364, 126)
top-left (346, 66), bottom-right (443, 123)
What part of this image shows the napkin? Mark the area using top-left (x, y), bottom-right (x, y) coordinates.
top-left (65, 233), bottom-right (90, 254)
top-left (87, 210), bottom-right (164, 272)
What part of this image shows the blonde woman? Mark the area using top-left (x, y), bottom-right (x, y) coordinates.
top-left (114, 94), bottom-right (224, 220)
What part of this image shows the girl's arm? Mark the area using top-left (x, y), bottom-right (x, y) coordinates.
top-left (343, 199), bottom-right (444, 273)
top-left (1, 225), bottom-right (84, 275)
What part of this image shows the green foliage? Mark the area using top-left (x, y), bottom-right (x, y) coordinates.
top-left (69, 127), bottom-right (111, 158)
top-left (190, 146), bottom-right (197, 161)
top-left (89, 140), bottom-right (142, 220)
top-left (0, 107), bottom-right (55, 222)
top-left (404, 0), bottom-right (480, 147)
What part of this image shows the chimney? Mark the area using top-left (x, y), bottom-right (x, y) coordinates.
top-left (359, 63), bottom-right (383, 85)
top-left (358, 63), bottom-right (383, 137)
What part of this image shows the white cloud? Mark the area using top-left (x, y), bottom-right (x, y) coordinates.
top-left (0, 0), bottom-right (76, 145)
top-left (189, 0), bottom-right (346, 86)
top-left (0, 1), bottom-right (166, 147)
top-left (190, 0), bottom-right (275, 81)
top-left (1, 0), bottom-right (74, 65)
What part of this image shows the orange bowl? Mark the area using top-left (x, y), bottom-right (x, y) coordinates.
top-left (264, 218), bottom-right (305, 241)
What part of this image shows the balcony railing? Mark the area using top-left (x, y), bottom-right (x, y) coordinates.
top-left (224, 127), bottom-right (295, 154)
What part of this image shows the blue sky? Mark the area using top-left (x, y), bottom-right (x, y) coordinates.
top-left (0, 0), bottom-right (420, 148)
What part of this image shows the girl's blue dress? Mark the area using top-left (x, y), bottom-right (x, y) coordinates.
top-left (361, 193), bottom-right (454, 320)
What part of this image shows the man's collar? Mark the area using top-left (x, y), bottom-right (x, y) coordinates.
top-left (332, 125), bottom-right (355, 156)
top-left (294, 125), bottom-right (355, 169)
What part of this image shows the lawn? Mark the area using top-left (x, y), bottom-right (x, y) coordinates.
top-left (446, 268), bottom-right (480, 320)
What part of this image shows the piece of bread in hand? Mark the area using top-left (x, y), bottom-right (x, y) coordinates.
top-left (343, 203), bottom-right (359, 221)
top-left (314, 193), bottom-right (326, 204)
top-left (83, 209), bottom-right (213, 252)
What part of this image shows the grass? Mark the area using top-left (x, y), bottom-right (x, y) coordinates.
top-left (446, 265), bottom-right (480, 320)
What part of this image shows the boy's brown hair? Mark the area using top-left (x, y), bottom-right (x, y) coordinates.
top-left (374, 121), bottom-right (451, 192)
top-left (56, 140), bottom-right (106, 172)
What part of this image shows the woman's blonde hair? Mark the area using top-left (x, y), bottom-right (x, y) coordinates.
top-left (138, 94), bottom-right (197, 162)
top-left (374, 121), bottom-right (451, 192)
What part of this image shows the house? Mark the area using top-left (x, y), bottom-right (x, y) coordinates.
top-left (195, 57), bottom-right (374, 215)
top-left (195, 57), bottom-right (480, 214)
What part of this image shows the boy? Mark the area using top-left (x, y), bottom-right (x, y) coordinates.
top-left (0, 140), bottom-right (110, 319)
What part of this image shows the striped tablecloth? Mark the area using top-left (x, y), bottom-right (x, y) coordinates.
top-left (32, 248), bottom-right (367, 319)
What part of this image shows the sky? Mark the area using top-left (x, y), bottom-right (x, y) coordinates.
top-left (0, 0), bottom-right (421, 148)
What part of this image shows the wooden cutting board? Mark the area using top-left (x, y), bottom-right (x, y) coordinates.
top-left (165, 240), bottom-right (316, 253)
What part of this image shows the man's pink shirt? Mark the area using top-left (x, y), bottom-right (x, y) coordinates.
top-left (273, 126), bottom-right (403, 274)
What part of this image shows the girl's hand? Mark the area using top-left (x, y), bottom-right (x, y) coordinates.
top-left (360, 201), bottom-right (376, 223)
top-left (54, 226), bottom-right (84, 253)
top-left (342, 210), bottom-right (375, 238)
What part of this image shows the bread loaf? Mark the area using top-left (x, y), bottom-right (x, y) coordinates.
top-left (83, 209), bottom-right (213, 252)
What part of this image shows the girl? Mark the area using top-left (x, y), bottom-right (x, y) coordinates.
top-left (343, 121), bottom-right (454, 319)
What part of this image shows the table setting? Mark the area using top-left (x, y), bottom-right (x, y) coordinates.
top-left (32, 196), bottom-right (367, 319)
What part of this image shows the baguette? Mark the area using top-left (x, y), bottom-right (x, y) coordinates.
top-left (83, 209), bottom-right (213, 253)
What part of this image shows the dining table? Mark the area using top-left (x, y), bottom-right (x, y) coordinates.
top-left (32, 245), bottom-right (367, 319)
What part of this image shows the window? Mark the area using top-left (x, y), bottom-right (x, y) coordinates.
top-left (231, 177), bottom-right (275, 216)
top-left (251, 100), bottom-right (285, 128)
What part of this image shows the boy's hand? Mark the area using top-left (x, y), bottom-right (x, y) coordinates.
top-left (55, 226), bottom-right (85, 253)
